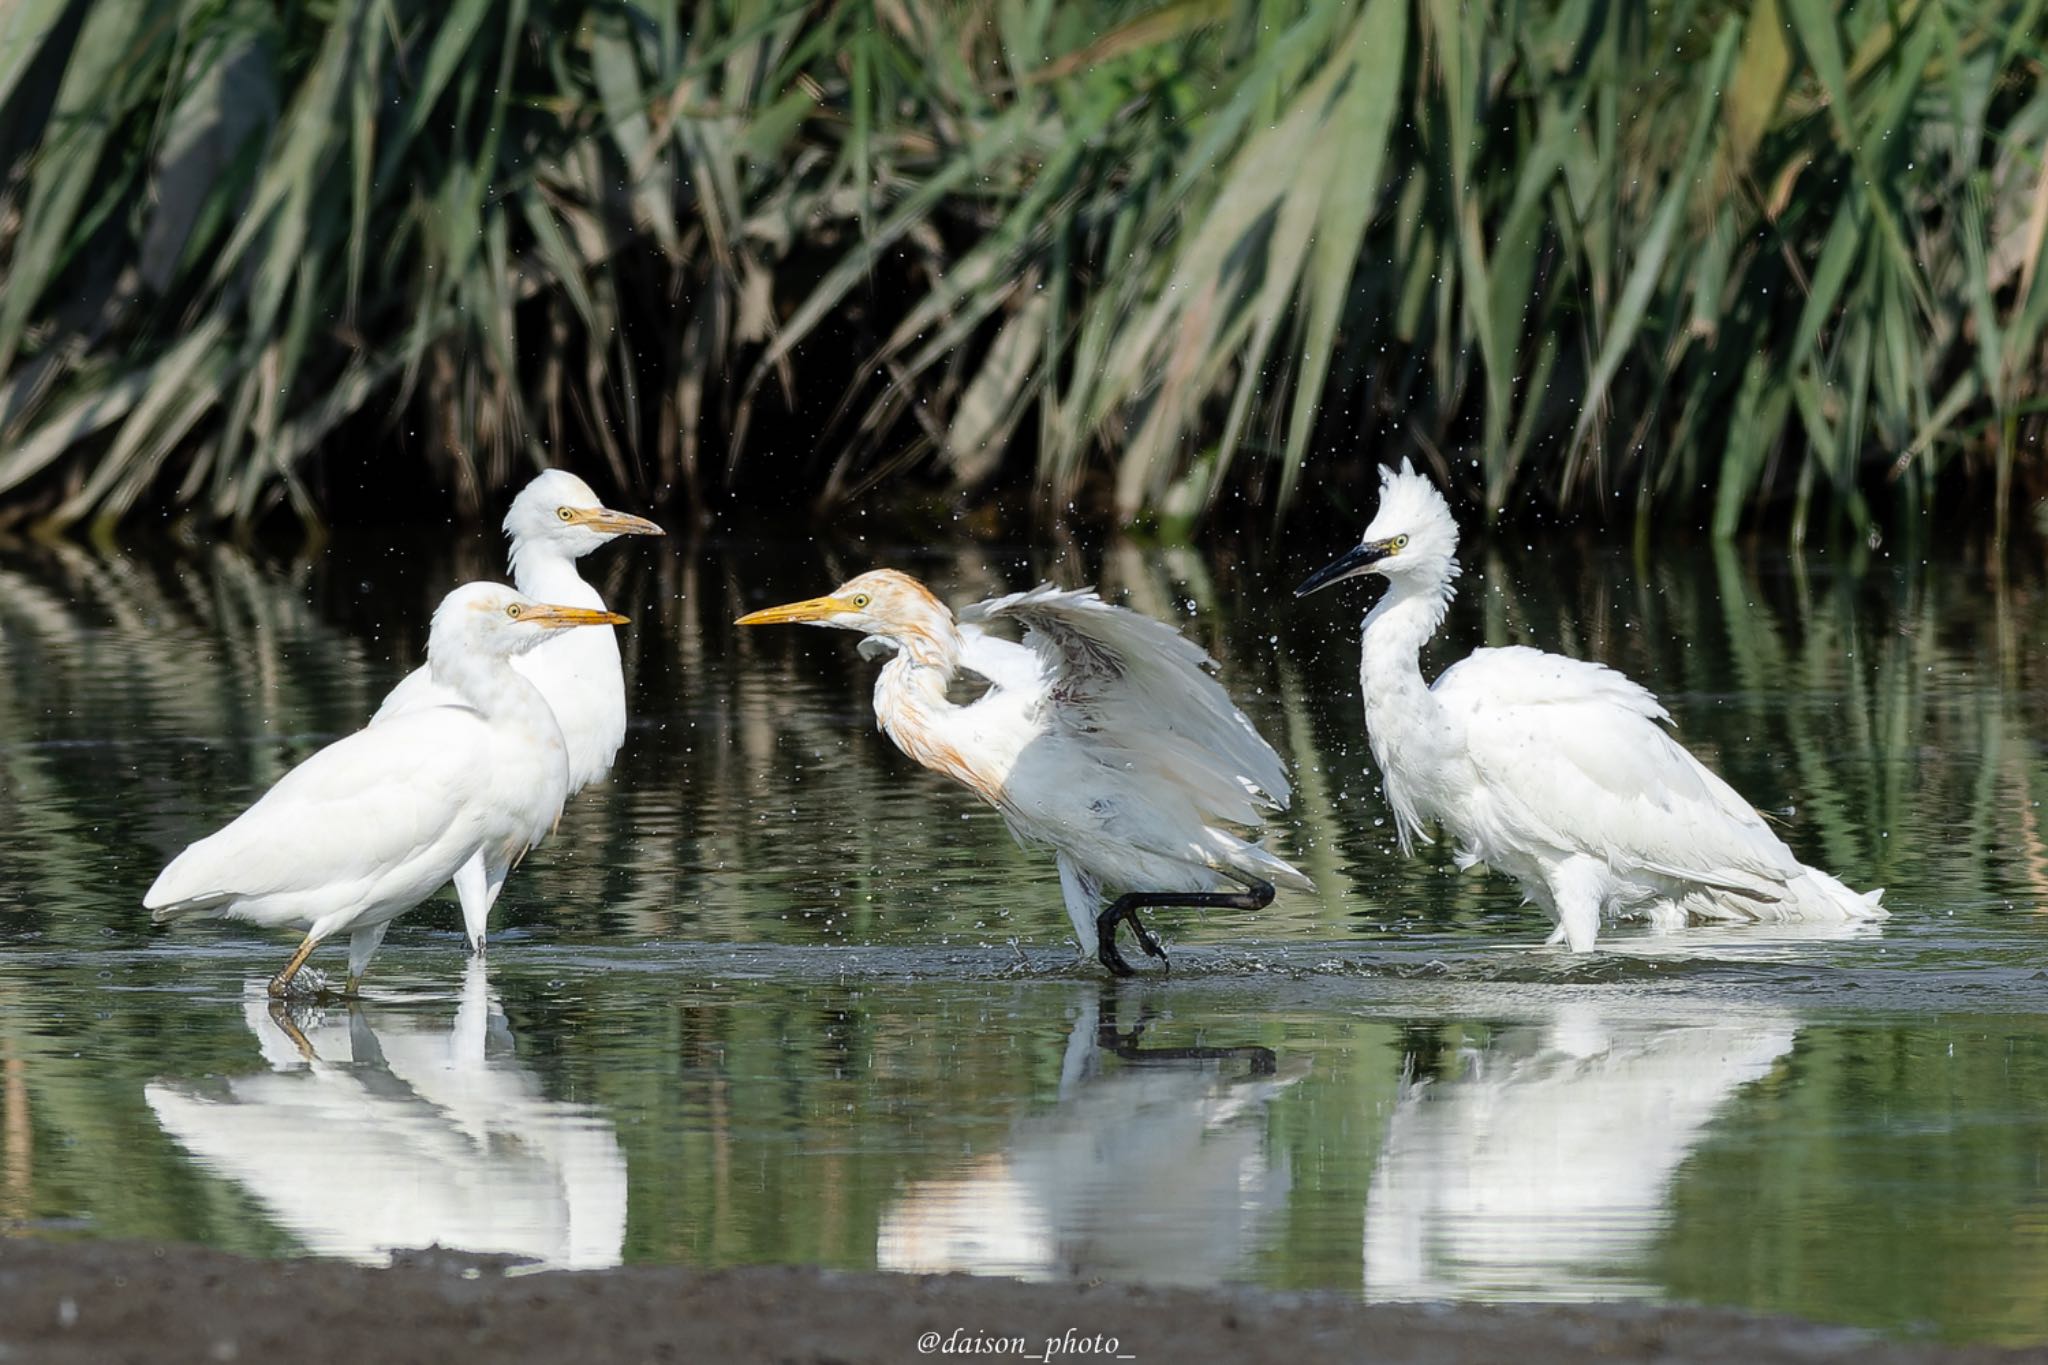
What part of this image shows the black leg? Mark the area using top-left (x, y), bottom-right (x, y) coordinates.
top-left (1094, 879), bottom-right (1276, 978)
top-left (1093, 985), bottom-right (1278, 1075)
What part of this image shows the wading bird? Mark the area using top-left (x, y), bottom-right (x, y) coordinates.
top-left (736, 572), bottom-right (1309, 976)
top-left (375, 470), bottom-right (660, 952)
top-left (1295, 462), bottom-right (1884, 951)
top-left (146, 583), bottom-right (626, 996)
top-left (376, 469), bottom-right (662, 795)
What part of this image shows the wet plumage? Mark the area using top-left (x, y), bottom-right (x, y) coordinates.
top-left (1296, 462), bottom-right (1884, 950)
top-left (736, 571), bottom-right (1309, 974)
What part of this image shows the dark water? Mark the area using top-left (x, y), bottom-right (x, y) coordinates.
top-left (1, 525), bottom-right (2045, 1343)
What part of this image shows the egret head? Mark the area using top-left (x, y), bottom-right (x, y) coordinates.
top-left (503, 469), bottom-right (664, 563)
top-left (431, 582), bottom-right (629, 661)
top-left (1294, 460), bottom-right (1461, 599)
top-left (734, 569), bottom-right (956, 663)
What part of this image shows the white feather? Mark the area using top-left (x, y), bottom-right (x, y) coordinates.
top-left (1308, 460), bottom-right (1884, 951)
top-left (373, 470), bottom-right (655, 795)
top-left (147, 582), bottom-right (589, 986)
top-left (741, 570), bottom-right (1310, 963)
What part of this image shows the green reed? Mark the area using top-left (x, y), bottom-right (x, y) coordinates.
top-left (0, 1), bottom-right (2043, 536)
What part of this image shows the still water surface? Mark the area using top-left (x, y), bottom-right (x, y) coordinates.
top-left (0, 524), bottom-right (2044, 1343)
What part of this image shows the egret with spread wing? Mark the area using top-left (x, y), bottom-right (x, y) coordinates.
top-left (736, 572), bottom-right (1309, 975)
top-left (1295, 461), bottom-right (1884, 951)
top-left (146, 583), bottom-right (627, 996)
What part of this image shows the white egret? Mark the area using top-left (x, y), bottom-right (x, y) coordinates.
top-left (1295, 461), bottom-right (1885, 950)
top-left (1363, 1004), bottom-right (1797, 1300)
top-left (375, 470), bottom-right (659, 954)
top-left (375, 469), bottom-right (663, 797)
top-left (146, 961), bottom-right (628, 1271)
top-left (735, 571), bottom-right (1309, 975)
top-left (146, 583), bottom-right (627, 996)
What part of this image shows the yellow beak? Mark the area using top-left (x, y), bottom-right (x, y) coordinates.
top-left (734, 594), bottom-right (857, 627)
top-left (566, 507), bottom-right (665, 536)
top-left (525, 604), bottom-right (629, 628)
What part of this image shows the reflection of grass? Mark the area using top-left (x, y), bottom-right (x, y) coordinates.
top-left (1665, 1017), bottom-right (2048, 1345)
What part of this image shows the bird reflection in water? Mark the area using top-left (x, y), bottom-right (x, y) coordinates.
top-left (145, 958), bottom-right (626, 1270)
top-left (1363, 1001), bottom-right (1797, 1301)
top-left (877, 987), bottom-right (1305, 1285)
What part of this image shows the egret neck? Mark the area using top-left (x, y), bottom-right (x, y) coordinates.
top-left (428, 609), bottom-right (561, 746)
top-left (508, 536), bottom-right (604, 614)
top-left (1359, 569), bottom-right (1455, 743)
top-left (1357, 565), bottom-right (1463, 855)
top-left (871, 611), bottom-right (1000, 801)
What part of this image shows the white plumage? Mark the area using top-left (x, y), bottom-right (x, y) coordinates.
top-left (1363, 1003), bottom-right (1798, 1300)
top-left (374, 469), bottom-right (662, 796)
top-left (146, 961), bottom-right (627, 1270)
top-left (1296, 461), bottom-right (1884, 950)
top-left (736, 569), bottom-right (1309, 975)
top-left (145, 582), bottom-right (626, 995)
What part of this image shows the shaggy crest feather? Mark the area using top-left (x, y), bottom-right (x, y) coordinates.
top-left (1298, 462), bottom-right (1883, 951)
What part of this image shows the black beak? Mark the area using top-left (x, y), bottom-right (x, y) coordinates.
top-left (1294, 541), bottom-right (1390, 598)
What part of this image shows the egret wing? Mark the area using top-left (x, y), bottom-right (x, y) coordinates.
top-left (955, 623), bottom-right (1047, 695)
top-left (958, 585), bottom-right (1289, 826)
top-left (146, 708), bottom-right (491, 912)
top-left (1434, 647), bottom-right (1799, 898)
top-left (370, 663), bottom-right (461, 725)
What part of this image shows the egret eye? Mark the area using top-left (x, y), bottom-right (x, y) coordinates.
top-left (851, 594), bottom-right (871, 609)
top-left (556, 507), bottom-right (574, 522)
top-left (1392, 534), bottom-right (1410, 550)
top-left (506, 603), bottom-right (523, 619)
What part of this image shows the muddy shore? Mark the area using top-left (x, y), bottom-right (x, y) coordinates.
top-left (0, 1240), bottom-right (2035, 1364)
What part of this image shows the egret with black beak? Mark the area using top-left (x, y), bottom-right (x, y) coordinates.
top-left (1294, 461), bottom-right (1884, 950)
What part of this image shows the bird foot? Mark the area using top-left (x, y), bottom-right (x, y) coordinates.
top-left (1096, 903), bottom-right (1168, 979)
top-left (1127, 911), bottom-right (1169, 968)
top-left (266, 967), bottom-right (329, 1001)
top-left (1097, 932), bottom-right (1137, 979)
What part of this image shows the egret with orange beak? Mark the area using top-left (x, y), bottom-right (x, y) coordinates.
top-left (737, 572), bottom-right (1309, 976)
top-left (147, 583), bottom-right (628, 996)
top-left (375, 469), bottom-right (661, 951)
top-left (376, 469), bottom-right (663, 794)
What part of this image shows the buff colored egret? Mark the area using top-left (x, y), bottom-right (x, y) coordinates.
top-left (735, 572), bottom-right (1309, 976)
top-left (375, 469), bottom-right (663, 793)
top-left (146, 583), bottom-right (627, 996)
top-left (1295, 461), bottom-right (1885, 951)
